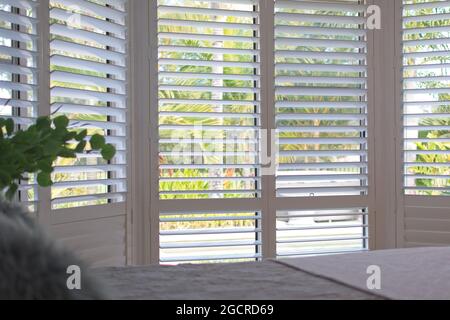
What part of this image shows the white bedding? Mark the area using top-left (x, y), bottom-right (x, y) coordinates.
top-left (95, 247), bottom-right (450, 300)
top-left (281, 247), bottom-right (450, 300)
top-left (95, 260), bottom-right (380, 300)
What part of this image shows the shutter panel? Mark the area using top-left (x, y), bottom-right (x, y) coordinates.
top-left (0, 0), bottom-right (38, 210)
top-left (160, 211), bottom-right (262, 264)
top-left (274, 0), bottom-right (370, 257)
top-left (43, 0), bottom-right (129, 267)
top-left (403, 0), bottom-right (449, 197)
top-left (277, 207), bottom-right (369, 257)
top-left (157, 0), bottom-right (262, 263)
top-left (401, 0), bottom-right (450, 247)
top-left (49, 0), bottom-right (128, 210)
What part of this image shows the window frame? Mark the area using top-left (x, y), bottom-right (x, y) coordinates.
top-left (141, 0), bottom-right (378, 264)
top-left (16, 0), bottom-right (449, 265)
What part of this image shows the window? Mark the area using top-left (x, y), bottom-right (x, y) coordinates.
top-left (0, 0), bottom-right (38, 210)
top-left (156, 0), bottom-right (262, 263)
top-left (158, 0), bottom-right (260, 201)
top-left (402, 0), bottom-right (450, 197)
top-left (276, 207), bottom-right (369, 257)
top-left (2, 0), bottom-right (448, 266)
top-left (152, 0), bottom-right (371, 263)
top-left (273, 0), bottom-right (370, 257)
top-left (275, 0), bottom-right (369, 198)
top-left (399, 0), bottom-right (450, 249)
top-left (49, 0), bottom-right (128, 209)
top-left (160, 210), bottom-right (262, 264)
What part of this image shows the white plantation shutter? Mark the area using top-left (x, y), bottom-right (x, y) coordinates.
top-left (159, 210), bottom-right (262, 264)
top-left (3, 0), bottom-right (428, 265)
top-left (0, 0), bottom-right (408, 266)
top-left (49, 0), bottom-right (128, 210)
top-left (401, 0), bottom-right (450, 247)
top-left (402, 0), bottom-right (449, 197)
top-left (0, 0), bottom-right (38, 209)
top-left (156, 0), bottom-right (262, 263)
top-left (276, 207), bottom-right (369, 257)
top-left (274, 0), bottom-right (370, 257)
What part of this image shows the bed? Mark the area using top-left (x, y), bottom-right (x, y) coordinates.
top-left (95, 247), bottom-right (450, 300)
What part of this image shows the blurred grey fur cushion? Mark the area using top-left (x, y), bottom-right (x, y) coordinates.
top-left (0, 199), bottom-right (106, 300)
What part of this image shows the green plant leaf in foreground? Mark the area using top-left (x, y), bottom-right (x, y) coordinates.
top-left (90, 134), bottom-right (106, 149)
top-left (0, 116), bottom-right (117, 200)
top-left (101, 144), bottom-right (116, 161)
top-left (37, 172), bottom-right (52, 187)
